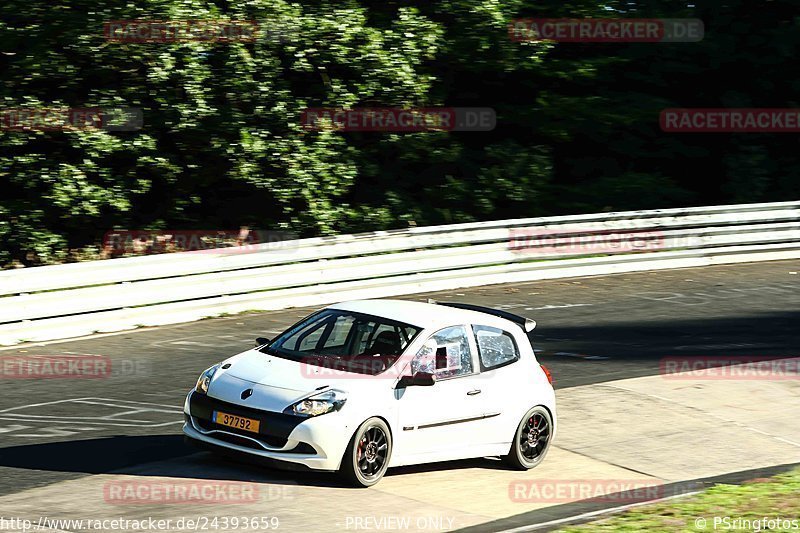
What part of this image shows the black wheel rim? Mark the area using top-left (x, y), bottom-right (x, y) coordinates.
top-left (519, 412), bottom-right (550, 461)
top-left (356, 426), bottom-right (388, 478)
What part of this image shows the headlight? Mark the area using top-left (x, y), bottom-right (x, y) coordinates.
top-left (195, 364), bottom-right (220, 394)
top-left (289, 389), bottom-right (347, 417)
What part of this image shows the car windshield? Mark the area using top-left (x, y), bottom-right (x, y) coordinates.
top-left (260, 309), bottom-right (422, 375)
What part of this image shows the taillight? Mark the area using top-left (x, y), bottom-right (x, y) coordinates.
top-left (540, 364), bottom-right (553, 385)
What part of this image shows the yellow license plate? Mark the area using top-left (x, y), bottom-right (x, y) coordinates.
top-left (213, 411), bottom-right (260, 433)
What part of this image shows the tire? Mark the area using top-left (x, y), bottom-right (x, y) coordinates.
top-left (340, 417), bottom-right (392, 487)
top-left (503, 406), bottom-right (553, 470)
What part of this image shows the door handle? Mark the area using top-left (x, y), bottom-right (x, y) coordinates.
top-left (467, 389), bottom-right (481, 396)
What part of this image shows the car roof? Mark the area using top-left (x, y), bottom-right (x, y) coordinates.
top-left (326, 299), bottom-right (522, 332)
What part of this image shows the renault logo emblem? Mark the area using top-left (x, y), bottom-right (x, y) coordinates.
top-left (241, 389), bottom-right (253, 400)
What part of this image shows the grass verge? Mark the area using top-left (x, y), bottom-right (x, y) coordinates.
top-left (558, 467), bottom-right (800, 532)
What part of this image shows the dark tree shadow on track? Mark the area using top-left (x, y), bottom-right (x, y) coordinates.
top-left (0, 435), bottom-right (189, 474)
top-left (532, 311), bottom-right (800, 389)
top-left (0, 435), bottom-right (513, 488)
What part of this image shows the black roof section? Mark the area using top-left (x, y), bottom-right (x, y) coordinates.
top-left (428, 300), bottom-right (536, 332)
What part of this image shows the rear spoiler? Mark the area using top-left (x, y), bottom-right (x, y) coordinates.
top-left (427, 300), bottom-right (536, 333)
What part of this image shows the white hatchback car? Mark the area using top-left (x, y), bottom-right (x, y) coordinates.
top-left (183, 299), bottom-right (556, 486)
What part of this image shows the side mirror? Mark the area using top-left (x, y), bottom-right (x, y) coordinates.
top-left (396, 371), bottom-right (436, 388)
top-left (255, 337), bottom-right (270, 347)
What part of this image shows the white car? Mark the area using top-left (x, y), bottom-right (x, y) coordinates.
top-left (183, 299), bottom-right (556, 487)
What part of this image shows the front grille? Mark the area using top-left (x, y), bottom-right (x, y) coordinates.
top-left (291, 442), bottom-right (317, 455)
top-left (188, 391), bottom-right (308, 451)
top-left (189, 415), bottom-right (317, 455)
top-left (195, 417), bottom-right (288, 448)
top-left (210, 432), bottom-right (317, 455)
top-left (212, 432), bottom-right (269, 451)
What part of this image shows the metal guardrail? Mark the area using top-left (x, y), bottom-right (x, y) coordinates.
top-left (1, 200), bottom-right (798, 345)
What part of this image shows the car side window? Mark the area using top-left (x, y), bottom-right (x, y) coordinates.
top-left (472, 325), bottom-right (519, 371)
top-left (412, 326), bottom-right (474, 379)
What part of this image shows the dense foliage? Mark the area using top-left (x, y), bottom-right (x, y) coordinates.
top-left (1, 0), bottom-right (798, 266)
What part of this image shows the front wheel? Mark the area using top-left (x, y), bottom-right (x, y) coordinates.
top-left (340, 417), bottom-right (392, 487)
top-left (503, 406), bottom-right (553, 470)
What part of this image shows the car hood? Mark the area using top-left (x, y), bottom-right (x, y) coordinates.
top-left (205, 349), bottom-right (400, 414)
top-left (218, 349), bottom-right (395, 393)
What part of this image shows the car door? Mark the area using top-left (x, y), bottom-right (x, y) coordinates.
top-left (393, 325), bottom-right (486, 462)
top-left (469, 324), bottom-right (523, 447)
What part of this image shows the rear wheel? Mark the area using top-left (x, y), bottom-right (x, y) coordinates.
top-left (503, 406), bottom-right (552, 470)
top-left (340, 417), bottom-right (392, 487)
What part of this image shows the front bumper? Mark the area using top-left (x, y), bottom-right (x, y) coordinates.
top-left (183, 391), bottom-right (349, 471)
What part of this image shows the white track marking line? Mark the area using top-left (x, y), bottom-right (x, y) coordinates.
top-left (0, 397), bottom-right (183, 427)
top-left (526, 303), bottom-right (592, 310)
top-left (0, 416), bottom-right (182, 427)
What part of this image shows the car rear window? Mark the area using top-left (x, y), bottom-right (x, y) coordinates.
top-left (472, 325), bottom-right (520, 371)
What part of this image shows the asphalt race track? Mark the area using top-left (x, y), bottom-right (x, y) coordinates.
top-left (0, 260), bottom-right (798, 531)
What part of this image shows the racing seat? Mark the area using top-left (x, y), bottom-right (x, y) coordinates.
top-left (367, 330), bottom-right (402, 356)
top-left (342, 331), bottom-right (402, 374)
